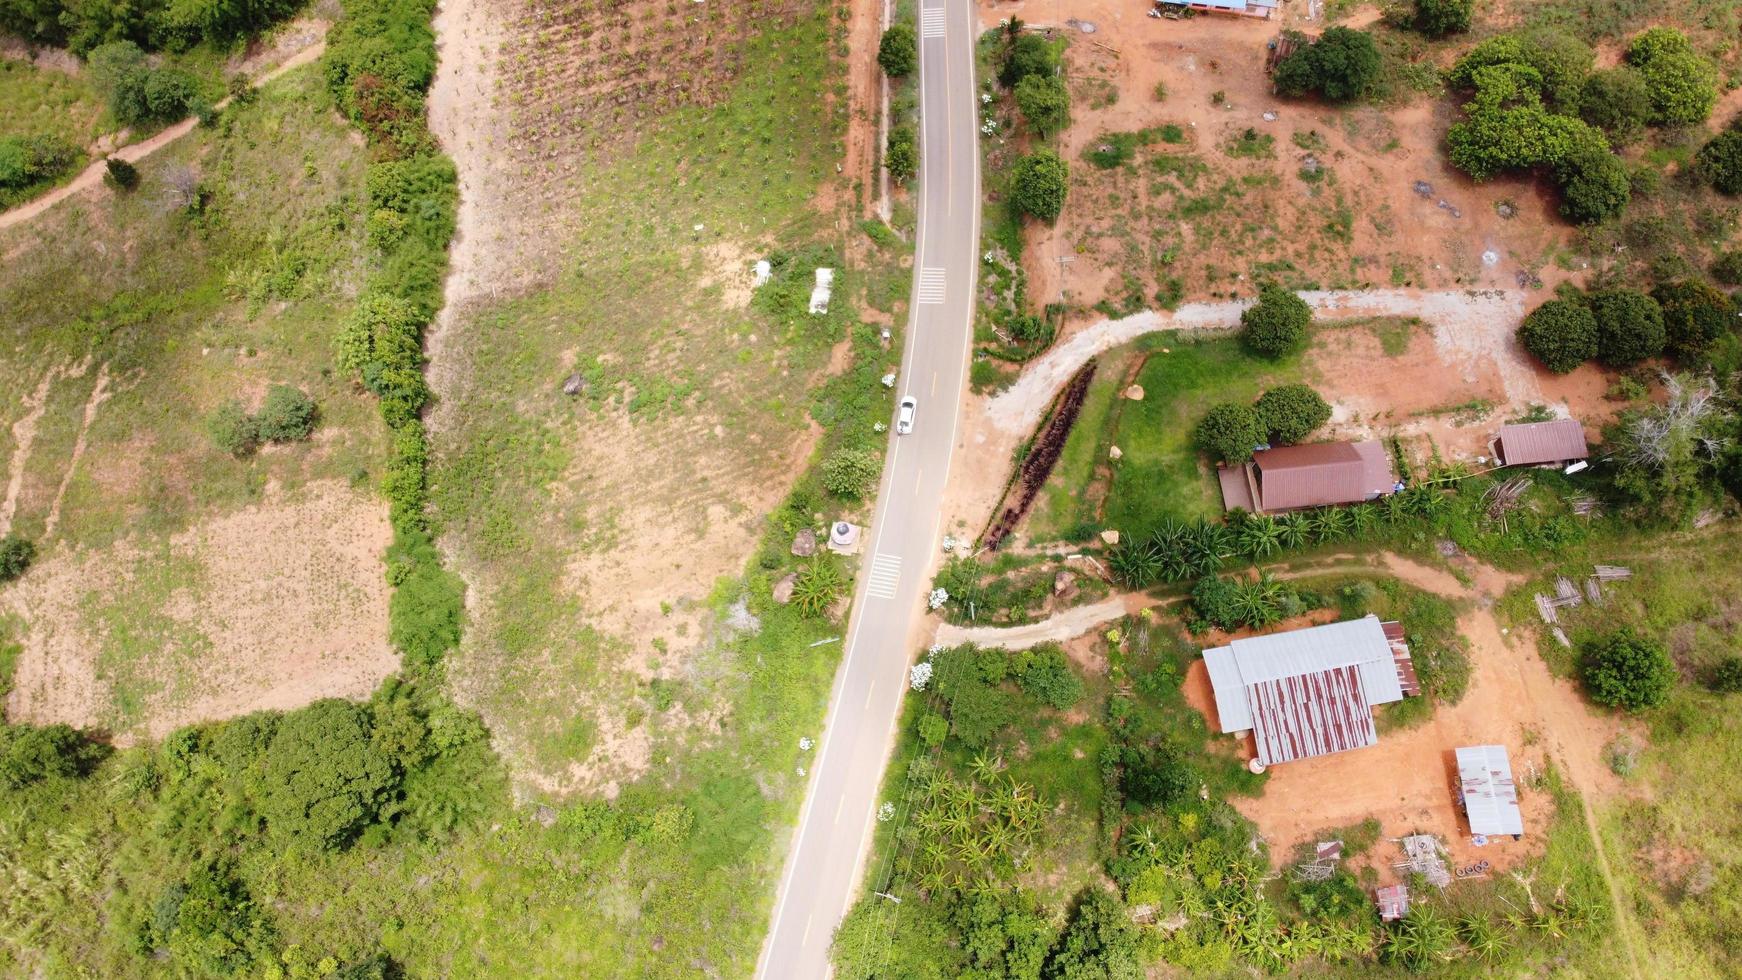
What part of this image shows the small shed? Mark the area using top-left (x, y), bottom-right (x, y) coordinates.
top-left (1376, 884), bottom-right (1410, 922)
top-left (1218, 440), bottom-right (1399, 514)
top-left (1457, 744), bottom-right (1524, 838)
top-left (1494, 419), bottom-right (1589, 468)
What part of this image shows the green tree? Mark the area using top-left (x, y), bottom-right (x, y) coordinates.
top-left (142, 67), bottom-right (198, 119)
top-left (1001, 32), bottom-right (1057, 88)
top-left (1014, 74), bottom-right (1070, 137)
top-left (1254, 384), bottom-right (1331, 444)
top-left (0, 134), bottom-right (77, 189)
top-left (1010, 148), bottom-right (1068, 222)
top-left (1713, 250), bottom-right (1742, 285)
top-left (1554, 142), bottom-right (1630, 224)
top-left (1626, 27), bottom-right (1717, 124)
top-left (1411, 0), bottom-right (1472, 37)
top-left (0, 533), bottom-right (34, 581)
top-left (1447, 29), bottom-right (1593, 107)
top-left (1018, 646), bottom-right (1083, 710)
top-left (917, 711), bottom-right (950, 746)
top-left (259, 700), bottom-right (397, 849)
top-left (154, 862), bottom-right (276, 976)
top-left (1578, 68), bottom-right (1651, 145)
top-left (1652, 279), bottom-right (1733, 360)
top-left (1581, 629), bottom-right (1675, 711)
top-left (255, 384), bottom-right (317, 442)
top-left (1273, 27), bottom-right (1380, 102)
top-left (1517, 298), bottom-right (1598, 373)
top-left (1696, 130), bottom-right (1742, 196)
top-left (886, 125), bottom-right (917, 185)
top-left (822, 446), bottom-right (880, 498)
top-left (1240, 285), bottom-right (1312, 358)
top-left (1587, 288), bottom-right (1666, 366)
top-left (1044, 889), bottom-right (1140, 980)
top-left (1190, 575), bottom-right (1245, 630)
top-left (0, 723), bottom-right (108, 787)
top-left (103, 155), bottom-right (139, 190)
top-left (878, 22), bottom-right (917, 77)
top-left (1194, 403), bottom-right (1267, 464)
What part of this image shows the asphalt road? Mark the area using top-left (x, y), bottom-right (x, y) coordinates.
top-left (756, 1), bottom-right (980, 976)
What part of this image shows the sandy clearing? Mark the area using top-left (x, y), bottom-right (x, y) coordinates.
top-left (933, 592), bottom-right (1153, 650)
top-left (2, 480), bottom-right (395, 741)
top-left (985, 289), bottom-right (1531, 435)
top-left (0, 36), bottom-right (327, 233)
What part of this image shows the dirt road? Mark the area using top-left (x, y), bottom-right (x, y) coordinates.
top-left (933, 592), bottom-right (1154, 650)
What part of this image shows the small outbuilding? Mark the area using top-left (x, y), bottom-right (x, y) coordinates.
top-left (1376, 884), bottom-right (1410, 922)
top-left (1217, 440), bottom-right (1399, 515)
top-left (1457, 744), bottom-right (1524, 838)
top-left (1156, 0), bottom-right (1278, 18)
top-left (1492, 418), bottom-right (1589, 469)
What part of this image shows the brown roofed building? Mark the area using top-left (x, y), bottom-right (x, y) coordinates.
top-left (1216, 440), bottom-right (1398, 514)
top-left (1493, 418), bottom-right (1589, 468)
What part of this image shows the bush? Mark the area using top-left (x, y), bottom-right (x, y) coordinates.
top-left (1447, 29), bottom-right (1592, 108)
top-left (1010, 148), bottom-right (1068, 222)
top-left (1240, 285), bottom-right (1311, 358)
top-left (206, 401), bottom-right (260, 456)
top-left (1696, 130), bottom-right (1742, 196)
top-left (1045, 889), bottom-right (1140, 979)
top-left (1517, 298), bottom-right (1598, 373)
top-left (0, 134), bottom-right (77, 190)
top-left (1018, 647), bottom-right (1083, 710)
top-left (821, 447), bottom-right (879, 499)
top-left (886, 126), bottom-right (916, 185)
top-left (1014, 73), bottom-right (1070, 137)
top-left (1578, 68), bottom-right (1650, 145)
top-left (1554, 142), bottom-right (1630, 225)
top-left (1587, 288), bottom-right (1666, 366)
top-left (143, 68), bottom-right (198, 119)
top-left (1652, 280), bottom-right (1733, 360)
top-left (1581, 629), bottom-right (1675, 711)
top-left (0, 723), bottom-right (108, 787)
top-left (1121, 746), bottom-right (1198, 809)
top-left (387, 530), bottom-right (464, 666)
top-left (917, 712), bottom-right (949, 746)
top-left (1194, 403), bottom-right (1266, 464)
top-left (1712, 250), bottom-right (1742, 286)
top-left (260, 700), bottom-right (398, 849)
top-left (0, 534), bottom-right (34, 582)
top-left (1190, 576), bottom-right (1245, 631)
top-left (255, 384), bottom-right (317, 442)
top-left (877, 22), bottom-right (916, 77)
top-left (1411, 0), bottom-right (1472, 37)
top-left (148, 862), bottom-right (276, 976)
top-left (1254, 384), bottom-right (1331, 444)
top-left (103, 156), bottom-right (139, 190)
top-left (1626, 27), bottom-right (1717, 125)
top-left (1000, 33), bottom-right (1056, 88)
top-left (1273, 27), bottom-right (1381, 102)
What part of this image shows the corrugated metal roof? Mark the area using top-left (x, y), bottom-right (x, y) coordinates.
top-left (1497, 419), bottom-right (1588, 467)
top-left (1247, 665), bottom-right (1377, 765)
top-left (1254, 440), bottom-right (1397, 511)
top-left (1457, 744), bottom-right (1524, 836)
top-left (1203, 645), bottom-right (1251, 732)
top-left (1202, 616), bottom-right (1405, 736)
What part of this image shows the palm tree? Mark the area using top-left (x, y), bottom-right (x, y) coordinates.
top-left (1321, 505), bottom-right (1354, 540)
top-left (1237, 514), bottom-right (1283, 559)
top-left (1459, 914), bottom-right (1511, 962)
top-left (791, 556), bottom-right (845, 616)
top-left (1278, 512), bottom-right (1311, 548)
top-left (968, 752), bottom-right (1005, 785)
top-left (1349, 501), bottom-right (1378, 537)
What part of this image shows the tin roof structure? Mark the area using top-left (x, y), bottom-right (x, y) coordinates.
top-left (1457, 744), bottom-right (1524, 837)
top-left (1250, 440), bottom-right (1397, 511)
top-left (1202, 616), bottom-right (1410, 766)
top-left (1496, 419), bottom-right (1589, 467)
top-left (1376, 884), bottom-right (1410, 922)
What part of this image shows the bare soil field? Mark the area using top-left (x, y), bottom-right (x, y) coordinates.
top-left (1181, 553), bottom-right (1640, 881)
top-left (3, 481), bottom-right (394, 741)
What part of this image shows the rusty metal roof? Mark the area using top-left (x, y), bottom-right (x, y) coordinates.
top-left (1457, 744), bottom-right (1524, 836)
top-left (1203, 615), bottom-right (1406, 737)
top-left (1253, 440), bottom-right (1397, 511)
top-left (1496, 419), bottom-right (1589, 467)
top-left (1247, 664), bottom-right (1378, 766)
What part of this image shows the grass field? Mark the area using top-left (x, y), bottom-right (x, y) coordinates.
top-left (1029, 332), bottom-right (1305, 543)
top-left (0, 59), bottom-right (105, 147)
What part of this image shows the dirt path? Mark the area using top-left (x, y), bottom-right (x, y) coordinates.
top-left (0, 38), bottom-right (327, 233)
top-left (984, 289), bottom-right (1531, 435)
top-left (933, 592), bottom-right (1154, 650)
top-left (41, 362), bottom-right (111, 540)
top-left (0, 358), bottom-right (90, 536)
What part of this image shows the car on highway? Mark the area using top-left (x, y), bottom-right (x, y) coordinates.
top-left (896, 396), bottom-right (917, 435)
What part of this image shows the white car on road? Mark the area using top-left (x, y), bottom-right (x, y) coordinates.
top-left (896, 396), bottom-right (917, 435)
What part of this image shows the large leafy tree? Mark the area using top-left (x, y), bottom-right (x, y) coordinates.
top-left (1652, 279), bottom-right (1734, 360)
top-left (1011, 149), bottom-right (1069, 222)
top-left (878, 22), bottom-right (917, 77)
top-left (1578, 67), bottom-right (1651, 145)
top-left (1517, 298), bottom-right (1598, 373)
top-left (1254, 384), bottom-right (1331, 444)
top-left (1582, 629), bottom-right (1676, 711)
top-left (1194, 403), bottom-right (1267, 464)
top-left (259, 699), bottom-right (398, 850)
top-left (1240, 286), bottom-right (1312, 358)
top-left (1625, 27), bottom-right (1717, 125)
top-left (1014, 74), bottom-right (1070, 137)
top-left (1273, 27), bottom-right (1380, 102)
top-left (1043, 888), bottom-right (1140, 980)
top-left (1587, 288), bottom-right (1666, 366)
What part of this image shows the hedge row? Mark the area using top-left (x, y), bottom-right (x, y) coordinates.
top-left (326, 0), bottom-right (463, 670)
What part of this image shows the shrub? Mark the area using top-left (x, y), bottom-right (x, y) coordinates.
top-left (0, 534), bottom-right (34, 582)
top-left (1652, 280), bottom-right (1733, 360)
top-left (149, 862), bottom-right (276, 976)
top-left (792, 557), bottom-right (846, 618)
top-left (1254, 384), bottom-right (1331, 444)
top-left (1000, 33), bottom-right (1056, 88)
top-left (1121, 746), bottom-right (1198, 809)
top-left (1273, 27), bottom-right (1381, 102)
top-left (142, 68), bottom-right (198, 119)
top-left (1578, 68), bottom-right (1650, 145)
top-left (259, 700), bottom-right (398, 849)
top-left (0, 723), bottom-right (108, 787)
top-left (255, 384), bottom-right (317, 442)
top-left (821, 447), bottom-right (879, 499)
top-left (1194, 403), bottom-right (1266, 464)
top-left (387, 530), bottom-right (464, 666)
top-left (1553, 142), bottom-right (1630, 225)
top-left (1411, 0), bottom-right (1472, 37)
top-left (1626, 27), bottom-right (1717, 125)
top-left (877, 22), bottom-right (917, 77)
top-left (1587, 288), bottom-right (1666, 366)
top-left (1014, 73), bottom-right (1070, 137)
top-left (1190, 576), bottom-right (1245, 630)
top-left (206, 401), bottom-right (260, 456)
top-left (1712, 250), bottom-right (1742, 286)
top-left (1447, 29), bottom-right (1592, 108)
top-left (1010, 148), bottom-right (1068, 222)
top-left (1240, 285), bottom-right (1311, 358)
top-left (103, 156), bottom-right (139, 190)
top-left (0, 134), bottom-right (77, 190)
top-left (886, 126), bottom-right (917, 185)
top-left (1018, 646), bottom-right (1083, 710)
top-left (1046, 889), bottom-right (1141, 979)
top-left (1708, 656), bottom-right (1742, 694)
top-left (1697, 130), bottom-right (1742, 196)
top-left (917, 712), bottom-right (949, 746)
top-left (1517, 298), bottom-right (1598, 373)
top-left (1581, 628), bottom-right (1675, 711)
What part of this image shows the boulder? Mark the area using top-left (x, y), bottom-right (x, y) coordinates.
top-left (1100, 529), bottom-right (1120, 546)
top-left (1124, 385), bottom-right (1145, 401)
top-left (772, 572), bottom-right (797, 604)
top-left (791, 527), bottom-right (818, 557)
top-left (562, 373), bottom-right (587, 396)
top-left (1053, 570), bottom-right (1076, 595)
top-left (1108, 445), bottom-right (1123, 461)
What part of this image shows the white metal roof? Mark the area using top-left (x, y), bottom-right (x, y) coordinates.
top-left (1457, 744), bottom-right (1524, 837)
top-left (1203, 645), bottom-right (1250, 731)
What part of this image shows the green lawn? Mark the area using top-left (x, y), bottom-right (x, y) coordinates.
top-left (0, 59), bottom-right (105, 146)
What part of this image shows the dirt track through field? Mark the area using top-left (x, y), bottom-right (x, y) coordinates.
top-left (984, 289), bottom-right (1531, 435)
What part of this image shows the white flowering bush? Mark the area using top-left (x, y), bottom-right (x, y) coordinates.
top-left (928, 588), bottom-right (948, 610)
top-left (909, 661), bottom-right (933, 691)
top-left (877, 801), bottom-right (896, 822)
